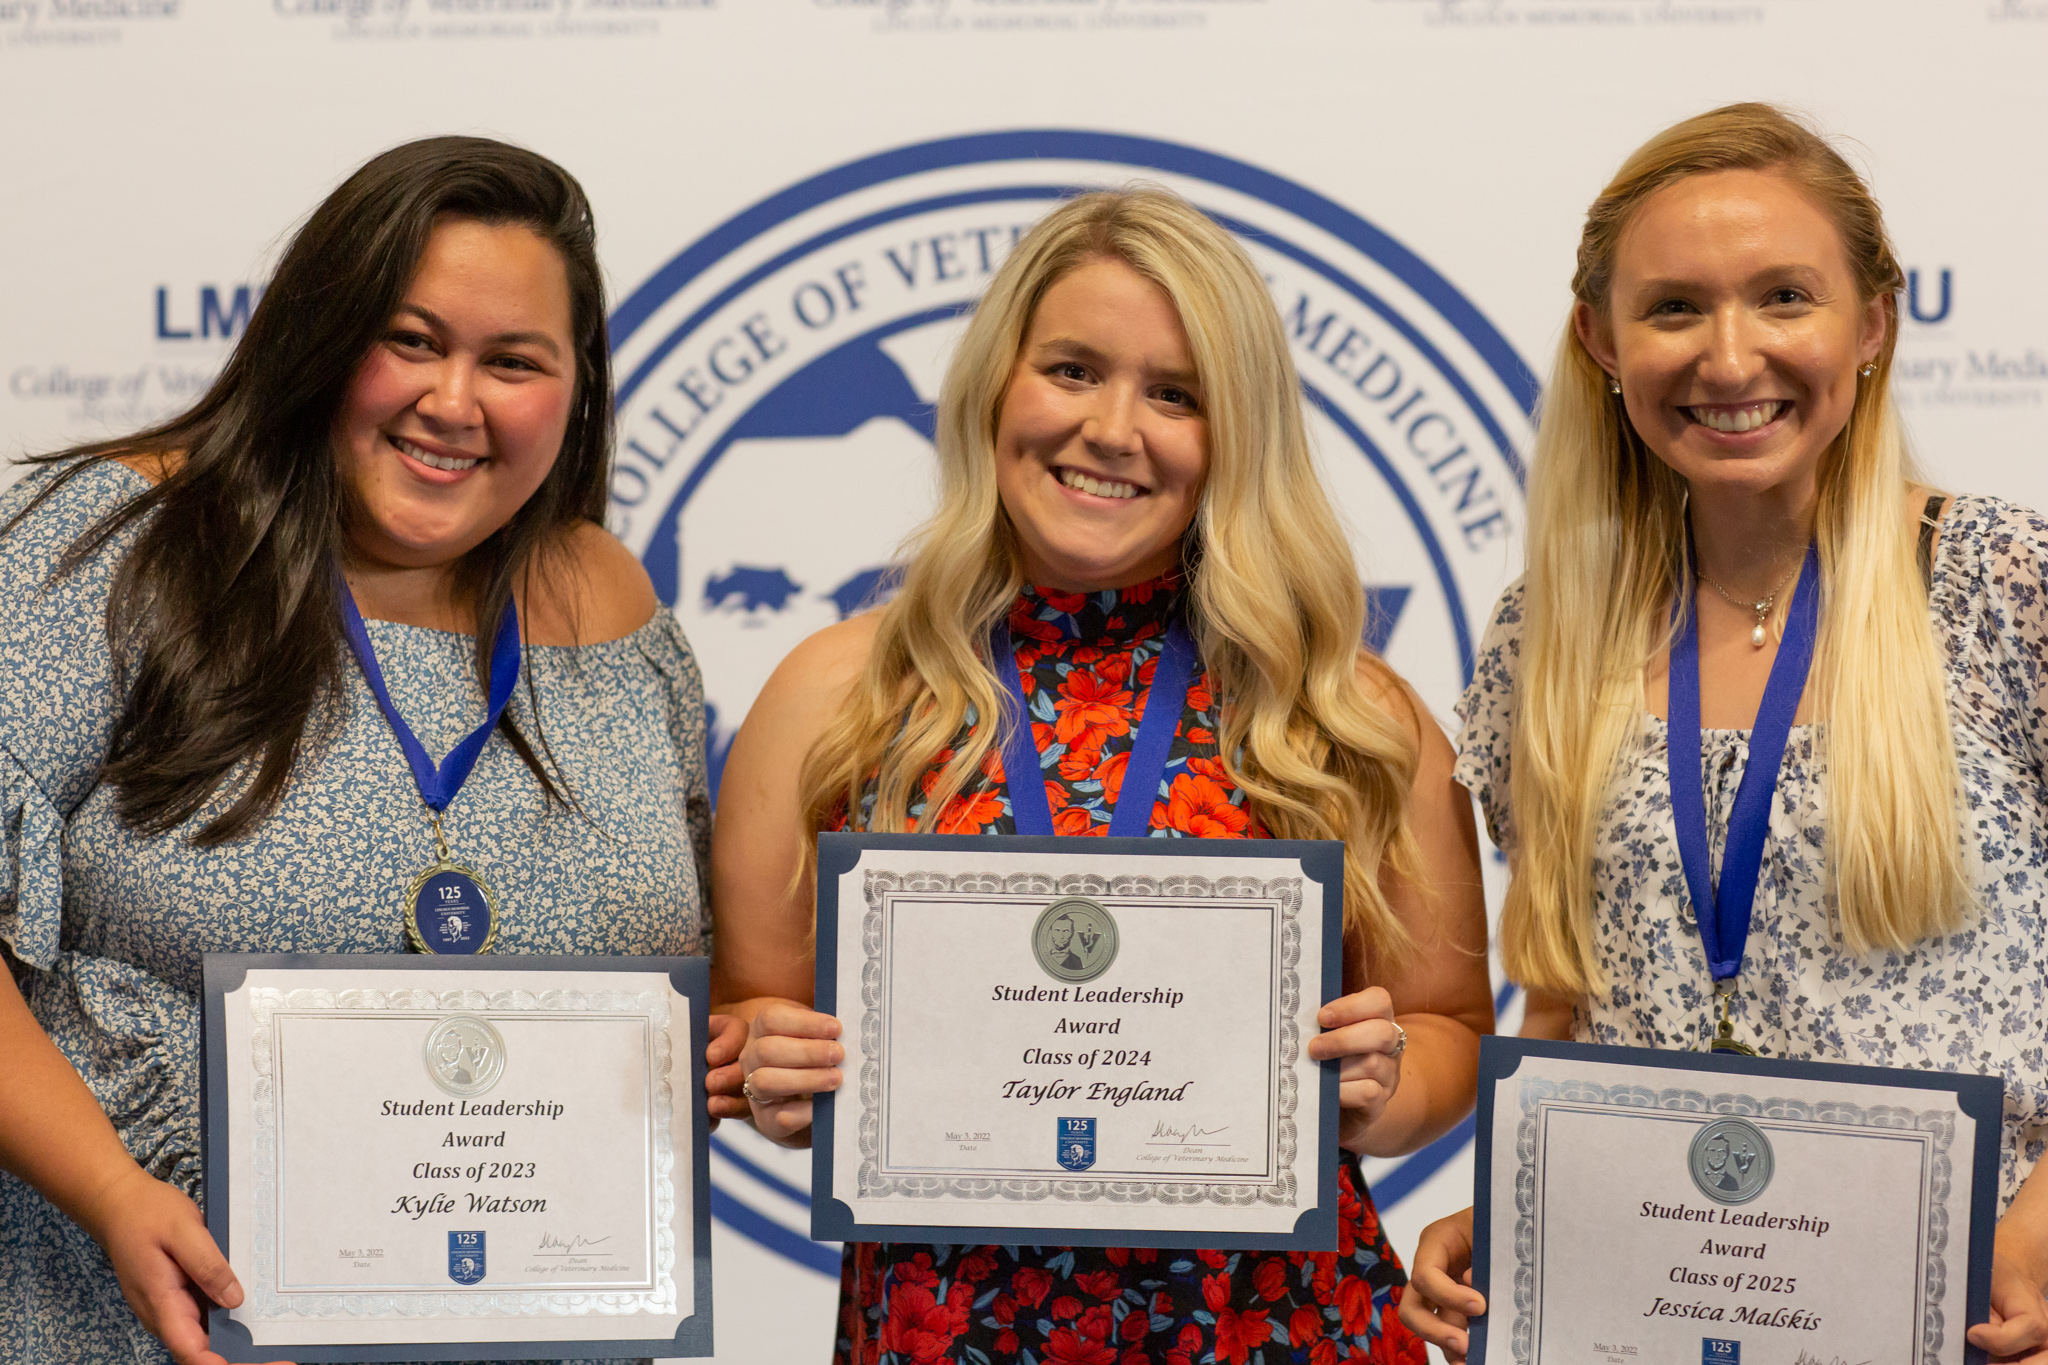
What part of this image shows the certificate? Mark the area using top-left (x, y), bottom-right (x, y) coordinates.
top-left (200, 954), bottom-right (714, 1362)
top-left (1470, 1037), bottom-right (2000, 1365)
top-left (811, 832), bottom-right (1342, 1249)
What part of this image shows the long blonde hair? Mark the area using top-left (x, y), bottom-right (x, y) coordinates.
top-left (797, 187), bottom-right (1423, 967)
top-left (1504, 103), bottom-right (1971, 994)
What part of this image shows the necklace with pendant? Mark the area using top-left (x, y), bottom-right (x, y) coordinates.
top-left (1696, 556), bottom-right (1803, 649)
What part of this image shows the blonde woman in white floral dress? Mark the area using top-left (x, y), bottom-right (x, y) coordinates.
top-left (1399, 104), bottom-right (2048, 1362)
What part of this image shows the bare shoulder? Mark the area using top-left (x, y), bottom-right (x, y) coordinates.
top-left (112, 450), bottom-right (182, 485)
top-left (1353, 649), bottom-right (1424, 744)
top-left (1905, 481), bottom-right (1952, 524)
top-left (753, 610), bottom-right (883, 720)
top-left (525, 521), bottom-right (659, 646)
top-left (718, 609), bottom-right (884, 804)
top-left (1353, 648), bottom-right (1459, 786)
top-left (1905, 482), bottom-right (1956, 564)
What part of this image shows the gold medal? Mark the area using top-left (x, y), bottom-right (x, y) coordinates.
top-left (339, 581), bottom-right (518, 958)
top-left (404, 813), bottom-right (499, 955)
top-left (1708, 985), bottom-right (1759, 1057)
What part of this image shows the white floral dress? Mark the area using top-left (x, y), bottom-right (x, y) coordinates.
top-left (1453, 495), bottom-right (2048, 1210)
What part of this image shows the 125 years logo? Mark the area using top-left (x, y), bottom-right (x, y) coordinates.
top-left (1057, 1117), bottom-right (1098, 1173)
top-left (606, 130), bottom-right (1535, 1274)
top-left (447, 1230), bottom-right (486, 1286)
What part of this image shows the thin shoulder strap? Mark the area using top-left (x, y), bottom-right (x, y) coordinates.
top-left (1918, 493), bottom-right (1949, 590)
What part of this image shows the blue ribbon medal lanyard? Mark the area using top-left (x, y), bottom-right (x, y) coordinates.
top-left (1668, 541), bottom-right (1820, 1056)
top-left (990, 615), bottom-right (1200, 837)
top-left (339, 583), bottom-right (521, 955)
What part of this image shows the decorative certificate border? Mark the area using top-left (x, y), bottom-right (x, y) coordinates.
top-left (200, 954), bottom-right (715, 1364)
top-left (246, 986), bottom-right (676, 1318)
top-left (811, 832), bottom-right (1346, 1252)
top-left (1509, 1078), bottom-right (1952, 1365)
top-left (1466, 1037), bottom-right (2003, 1365)
top-left (855, 868), bottom-right (1303, 1208)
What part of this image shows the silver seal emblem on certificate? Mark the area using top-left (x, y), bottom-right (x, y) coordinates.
top-left (424, 1015), bottom-right (507, 1098)
top-left (1032, 897), bottom-right (1119, 984)
top-left (1688, 1116), bottom-right (1774, 1205)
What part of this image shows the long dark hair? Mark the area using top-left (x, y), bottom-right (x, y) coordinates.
top-left (6, 135), bottom-right (613, 844)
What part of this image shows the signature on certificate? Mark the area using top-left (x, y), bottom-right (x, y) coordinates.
top-left (1147, 1120), bottom-right (1231, 1146)
top-left (1792, 1353), bottom-right (1869, 1365)
top-left (536, 1230), bottom-right (613, 1255)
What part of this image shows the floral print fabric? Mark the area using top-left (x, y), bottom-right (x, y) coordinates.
top-left (1452, 495), bottom-right (2048, 1209)
top-left (889, 576), bottom-right (1255, 839)
top-left (834, 577), bottom-right (1423, 1365)
top-left (0, 462), bottom-right (710, 1365)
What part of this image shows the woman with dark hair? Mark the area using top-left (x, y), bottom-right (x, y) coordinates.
top-left (0, 137), bottom-right (723, 1364)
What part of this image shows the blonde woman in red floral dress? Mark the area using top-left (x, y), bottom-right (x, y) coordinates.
top-left (709, 188), bottom-right (1495, 1365)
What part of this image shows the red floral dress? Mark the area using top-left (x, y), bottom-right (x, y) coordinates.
top-left (833, 577), bottom-right (1426, 1365)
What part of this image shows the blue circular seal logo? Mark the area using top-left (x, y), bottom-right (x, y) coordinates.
top-left (607, 130), bottom-right (1535, 1273)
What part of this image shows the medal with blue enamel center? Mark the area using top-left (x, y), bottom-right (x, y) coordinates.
top-left (339, 575), bottom-right (520, 955)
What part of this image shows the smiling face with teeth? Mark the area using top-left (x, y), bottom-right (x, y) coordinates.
top-left (333, 217), bottom-right (577, 581)
top-left (1575, 168), bottom-right (1888, 513)
top-left (992, 256), bottom-right (1210, 592)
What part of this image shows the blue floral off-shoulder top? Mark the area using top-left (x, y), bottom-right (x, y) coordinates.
top-left (0, 461), bottom-right (710, 1364)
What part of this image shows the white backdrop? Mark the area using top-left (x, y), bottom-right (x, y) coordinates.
top-left (5, 3), bottom-right (2046, 1360)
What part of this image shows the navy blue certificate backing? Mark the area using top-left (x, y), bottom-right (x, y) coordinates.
top-left (811, 832), bottom-right (1345, 1251)
top-left (200, 953), bottom-right (714, 1362)
top-left (1468, 1036), bottom-right (2001, 1365)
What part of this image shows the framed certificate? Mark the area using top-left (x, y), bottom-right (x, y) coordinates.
top-left (811, 832), bottom-right (1343, 1249)
top-left (200, 954), bottom-right (714, 1362)
top-left (1470, 1036), bottom-right (2001, 1365)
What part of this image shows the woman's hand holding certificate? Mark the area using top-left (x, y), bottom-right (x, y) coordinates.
top-left (1307, 986), bottom-right (1405, 1148)
top-left (85, 1165), bottom-right (276, 1365)
top-left (1976, 1224), bottom-right (2048, 1362)
top-left (737, 1001), bottom-right (845, 1147)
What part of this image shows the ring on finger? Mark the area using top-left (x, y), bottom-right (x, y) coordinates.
top-left (742, 1072), bottom-right (761, 1104)
top-left (1390, 1021), bottom-right (1408, 1058)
